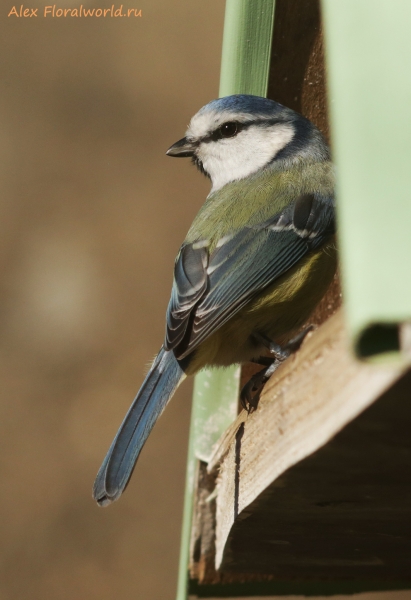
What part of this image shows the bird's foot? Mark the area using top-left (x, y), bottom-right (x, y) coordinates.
top-left (254, 325), bottom-right (315, 362)
top-left (241, 325), bottom-right (315, 413)
top-left (240, 360), bottom-right (280, 413)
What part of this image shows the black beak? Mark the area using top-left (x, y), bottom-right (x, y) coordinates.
top-left (166, 137), bottom-right (196, 157)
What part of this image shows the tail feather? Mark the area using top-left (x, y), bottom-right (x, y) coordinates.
top-left (93, 347), bottom-right (185, 506)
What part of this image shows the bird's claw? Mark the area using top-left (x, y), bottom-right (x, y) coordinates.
top-left (240, 367), bottom-right (267, 413)
top-left (242, 325), bottom-right (316, 413)
top-left (240, 360), bottom-right (280, 413)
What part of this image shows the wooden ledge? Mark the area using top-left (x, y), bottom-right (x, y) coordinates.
top-left (192, 310), bottom-right (410, 579)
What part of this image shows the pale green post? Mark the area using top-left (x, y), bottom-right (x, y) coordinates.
top-left (321, 0), bottom-right (411, 360)
top-left (175, 2), bottom-right (276, 599)
top-left (219, 0), bottom-right (276, 98)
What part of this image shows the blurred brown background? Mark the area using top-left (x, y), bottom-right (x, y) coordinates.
top-left (0, 2), bottom-right (224, 598)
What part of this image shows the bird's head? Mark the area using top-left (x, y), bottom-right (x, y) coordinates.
top-left (166, 95), bottom-right (329, 193)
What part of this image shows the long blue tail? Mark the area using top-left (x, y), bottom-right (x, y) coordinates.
top-left (93, 347), bottom-right (185, 506)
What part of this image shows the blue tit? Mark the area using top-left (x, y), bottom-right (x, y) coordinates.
top-left (93, 94), bottom-right (336, 506)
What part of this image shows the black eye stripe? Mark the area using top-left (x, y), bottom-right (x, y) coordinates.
top-left (201, 117), bottom-right (284, 144)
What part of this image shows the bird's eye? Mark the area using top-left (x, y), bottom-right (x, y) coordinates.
top-left (219, 122), bottom-right (238, 138)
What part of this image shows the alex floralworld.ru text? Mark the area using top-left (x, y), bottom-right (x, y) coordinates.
top-left (8, 5), bottom-right (142, 17)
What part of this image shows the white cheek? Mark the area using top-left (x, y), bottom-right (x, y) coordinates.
top-left (199, 124), bottom-right (294, 192)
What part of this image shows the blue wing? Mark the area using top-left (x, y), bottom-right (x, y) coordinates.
top-left (165, 193), bottom-right (335, 359)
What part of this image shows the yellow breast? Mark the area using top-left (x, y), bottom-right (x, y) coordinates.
top-left (186, 240), bottom-right (337, 374)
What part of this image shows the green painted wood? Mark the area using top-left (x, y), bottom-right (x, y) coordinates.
top-left (176, 2), bottom-right (276, 599)
top-left (192, 367), bottom-right (241, 463)
top-left (321, 0), bottom-right (411, 360)
top-left (220, 0), bottom-right (276, 98)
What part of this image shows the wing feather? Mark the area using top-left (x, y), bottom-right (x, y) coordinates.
top-left (165, 244), bottom-right (208, 350)
top-left (166, 193), bottom-right (335, 359)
